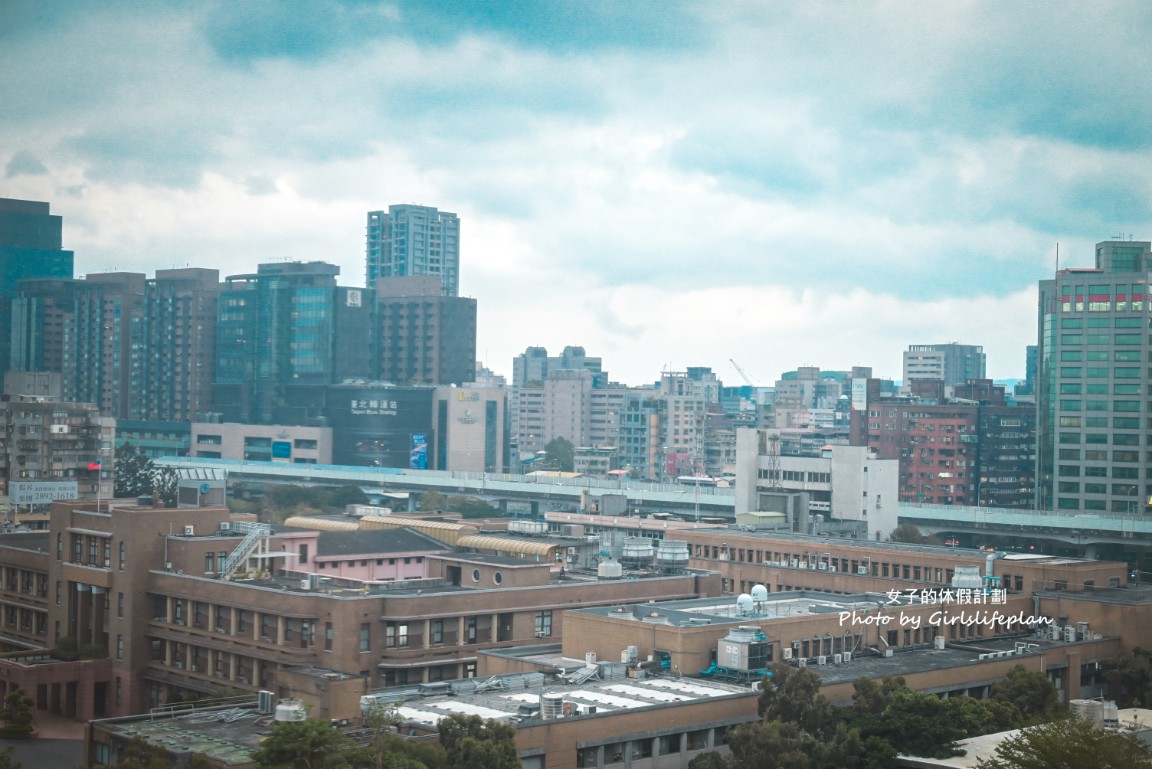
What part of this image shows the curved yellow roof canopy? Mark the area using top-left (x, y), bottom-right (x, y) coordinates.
top-left (455, 535), bottom-right (558, 558)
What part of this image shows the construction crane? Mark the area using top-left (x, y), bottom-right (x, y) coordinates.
top-left (729, 358), bottom-right (757, 387)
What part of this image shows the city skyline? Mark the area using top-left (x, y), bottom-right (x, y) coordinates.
top-left (4, 3), bottom-right (1151, 384)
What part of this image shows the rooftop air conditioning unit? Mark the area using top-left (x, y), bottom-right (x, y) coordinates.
top-left (858, 566), bottom-right (869, 575)
top-left (183, 525), bottom-right (195, 536)
top-left (796, 658), bottom-right (807, 667)
top-left (833, 654), bottom-right (843, 664)
top-left (817, 656), bottom-right (827, 665)
top-left (219, 521), bottom-right (232, 532)
top-left (842, 652), bottom-right (852, 662)
top-left (782, 648), bottom-right (793, 660)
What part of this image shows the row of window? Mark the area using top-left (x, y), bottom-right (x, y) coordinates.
top-left (1057, 497), bottom-right (1149, 512)
top-left (1058, 416), bottom-right (1147, 428)
top-left (1058, 399), bottom-right (1146, 411)
top-left (1060, 301), bottom-right (1146, 312)
top-left (1061, 316), bottom-right (1145, 328)
top-left (1058, 366), bottom-right (1148, 377)
top-left (577, 728), bottom-right (717, 768)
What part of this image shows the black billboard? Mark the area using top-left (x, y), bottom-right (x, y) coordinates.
top-left (325, 384), bottom-right (435, 469)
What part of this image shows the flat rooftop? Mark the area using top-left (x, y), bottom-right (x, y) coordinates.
top-left (366, 665), bottom-right (755, 728)
top-left (97, 700), bottom-right (268, 767)
top-left (576, 591), bottom-right (894, 626)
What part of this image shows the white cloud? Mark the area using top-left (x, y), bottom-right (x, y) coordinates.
top-left (2, 1), bottom-right (1147, 387)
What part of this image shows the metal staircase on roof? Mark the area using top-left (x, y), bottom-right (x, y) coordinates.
top-left (219, 522), bottom-right (271, 579)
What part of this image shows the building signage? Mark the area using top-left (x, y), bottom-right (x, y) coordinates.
top-left (410, 434), bottom-right (428, 470)
top-left (350, 399), bottom-right (399, 417)
top-left (850, 378), bottom-right (868, 412)
top-left (9, 481), bottom-right (79, 505)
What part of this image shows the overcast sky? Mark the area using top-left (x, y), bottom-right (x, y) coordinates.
top-left (4, 1), bottom-right (1150, 387)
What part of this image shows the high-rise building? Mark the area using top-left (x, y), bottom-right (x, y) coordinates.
top-left (366, 205), bottom-right (460, 296)
top-left (0, 198), bottom-right (74, 377)
top-left (850, 379), bottom-right (1034, 508)
top-left (1037, 240), bottom-right (1152, 514)
top-left (903, 343), bottom-right (986, 388)
top-left (214, 262), bottom-right (375, 424)
top-left (131, 269), bottom-right (220, 422)
top-left (9, 278), bottom-right (82, 375)
top-left (376, 276), bottom-right (475, 387)
top-left (64, 272), bottom-right (146, 419)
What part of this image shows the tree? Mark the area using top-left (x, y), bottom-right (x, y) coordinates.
top-left (153, 465), bottom-right (179, 508)
top-left (757, 665), bottom-right (836, 740)
top-left (113, 444), bottom-right (179, 507)
top-left (1103, 647), bottom-right (1152, 707)
top-left (543, 437), bottom-right (575, 473)
top-left (889, 523), bottom-right (927, 544)
top-left (114, 444), bottom-right (155, 499)
top-left (437, 714), bottom-right (520, 769)
top-left (109, 736), bottom-right (168, 769)
top-left (353, 702), bottom-right (439, 769)
top-left (251, 718), bottom-right (357, 769)
top-left (446, 496), bottom-right (500, 519)
top-left (0, 688), bottom-right (34, 739)
top-left (0, 746), bottom-right (20, 769)
top-left (975, 715), bottom-right (1152, 769)
top-left (989, 664), bottom-right (1061, 724)
top-left (419, 490), bottom-right (447, 512)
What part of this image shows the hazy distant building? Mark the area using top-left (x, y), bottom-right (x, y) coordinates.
top-left (903, 343), bottom-right (986, 388)
top-left (0, 384), bottom-right (114, 504)
top-left (375, 276), bottom-right (475, 387)
top-left (851, 379), bottom-right (1035, 508)
top-left (366, 205), bottom-right (460, 296)
top-left (0, 198), bottom-right (74, 379)
top-left (1037, 239), bottom-right (1152, 514)
top-left (65, 273), bottom-right (146, 419)
top-left (511, 345), bottom-right (604, 387)
top-left (9, 277), bottom-right (82, 375)
top-left (434, 382), bottom-right (506, 473)
top-left (214, 262), bottom-right (375, 424)
top-left (132, 269), bottom-right (220, 422)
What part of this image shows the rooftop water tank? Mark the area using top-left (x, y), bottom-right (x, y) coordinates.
top-left (951, 566), bottom-right (983, 590)
top-left (540, 692), bottom-right (564, 720)
top-left (275, 698), bottom-right (306, 722)
top-left (621, 537), bottom-right (654, 569)
top-left (597, 559), bottom-right (623, 580)
top-left (654, 540), bottom-right (690, 574)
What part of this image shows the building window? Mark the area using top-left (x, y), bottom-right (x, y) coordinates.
top-left (534, 610), bottom-right (552, 637)
top-left (385, 622), bottom-right (408, 648)
top-left (360, 623), bottom-right (370, 652)
top-left (116, 634), bottom-right (124, 660)
top-left (325, 622), bottom-right (333, 652)
top-left (432, 620), bottom-right (444, 645)
top-left (117, 592), bottom-right (124, 619)
top-left (299, 544), bottom-right (309, 565)
top-left (119, 541), bottom-right (126, 570)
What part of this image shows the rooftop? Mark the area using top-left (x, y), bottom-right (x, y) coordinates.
top-left (365, 664), bottom-right (755, 729)
top-left (314, 528), bottom-right (448, 557)
top-left (576, 591), bottom-right (895, 626)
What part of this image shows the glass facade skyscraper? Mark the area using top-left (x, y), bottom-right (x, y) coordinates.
top-left (1036, 240), bottom-right (1151, 514)
top-left (0, 198), bottom-right (74, 379)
